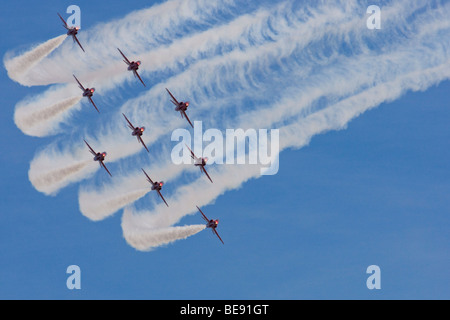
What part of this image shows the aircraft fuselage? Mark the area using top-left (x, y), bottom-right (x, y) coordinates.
top-left (132, 127), bottom-right (144, 137)
top-left (151, 183), bottom-right (162, 191)
top-left (67, 28), bottom-right (78, 36)
top-left (207, 220), bottom-right (218, 229)
top-left (83, 89), bottom-right (94, 98)
top-left (175, 102), bottom-right (189, 112)
top-left (128, 62), bottom-right (140, 72)
top-left (94, 153), bottom-right (105, 162)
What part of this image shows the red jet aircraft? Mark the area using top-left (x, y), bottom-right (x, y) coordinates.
top-left (58, 13), bottom-right (84, 52)
top-left (185, 144), bottom-right (212, 183)
top-left (118, 48), bottom-right (146, 87)
top-left (197, 206), bottom-right (224, 244)
top-left (84, 140), bottom-right (112, 177)
top-left (142, 168), bottom-right (168, 207)
top-left (73, 75), bottom-right (99, 113)
top-left (166, 88), bottom-right (193, 128)
top-left (122, 113), bottom-right (149, 152)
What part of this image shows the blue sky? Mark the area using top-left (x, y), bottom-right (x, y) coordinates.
top-left (0, 0), bottom-right (449, 299)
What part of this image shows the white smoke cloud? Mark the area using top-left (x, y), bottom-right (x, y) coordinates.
top-left (4, 35), bottom-right (67, 85)
top-left (122, 206), bottom-right (206, 251)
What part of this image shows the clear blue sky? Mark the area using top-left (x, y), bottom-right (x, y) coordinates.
top-left (0, 0), bottom-right (449, 299)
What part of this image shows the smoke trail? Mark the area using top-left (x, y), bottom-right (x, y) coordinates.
top-left (28, 128), bottom-right (149, 196)
top-left (78, 155), bottom-right (185, 220)
top-left (4, 35), bottom-right (67, 84)
top-left (122, 207), bottom-right (205, 251)
top-left (29, 159), bottom-right (93, 196)
top-left (15, 96), bottom-right (82, 137)
top-left (80, 187), bottom-right (149, 221)
top-left (34, 161), bottom-right (88, 188)
top-left (27, 141), bottom-right (102, 195)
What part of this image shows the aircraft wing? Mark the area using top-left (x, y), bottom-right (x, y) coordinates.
top-left (202, 166), bottom-right (213, 183)
top-left (84, 140), bottom-right (97, 156)
top-left (196, 206), bottom-right (209, 222)
top-left (101, 161), bottom-right (112, 177)
top-left (138, 136), bottom-right (149, 153)
top-left (73, 74), bottom-right (85, 91)
top-left (185, 144), bottom-right (198, 161)
top-left (141, 168), bottom-right (154, 184)
top-left (89, 97), bottom-right (100, 113)
top-left (117, 48), bottom-right (131, 65)
top-left (213, 228), bottom-right (224, 245)
top-left (182, 110), bottom-right (194, 128)
top-left (73, 35), bottom-right (85, 52)
top-left (133, 70), bottom-right (146, 87)
top-left (157, 190), bottom-right (169, 207)
top-left (122, 113), bottom-right (135, 130)
top-left (165, 88), bottom-right (179, 105)
top-left (57, 13), bottom-right (68, 29)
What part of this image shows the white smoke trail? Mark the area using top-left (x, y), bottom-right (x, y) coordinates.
top-left (15, 95), bottom-right (82, 137)
top-left (29, 159), bottom-right (93, 196)
top-left (27, 138), bottom-right (122, 195)
top-left (80, 187), bottom-right (149, 222)
top-left (78, 150), bottom-right (185, 220)
top-left (28, 125), bottom-right (149, 195)
top-left (4, 35), bottom-right (67, 84)
top-left (122, 207), bottom-right (205, 251)
top-left (122, 164), bottom-right (261, 229)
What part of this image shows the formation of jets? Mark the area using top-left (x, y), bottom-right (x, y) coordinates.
top-left (60, 14), bottom-right (223, 244)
